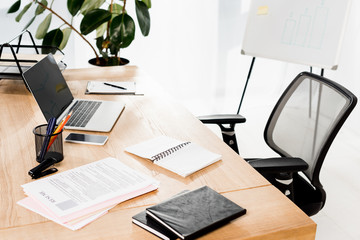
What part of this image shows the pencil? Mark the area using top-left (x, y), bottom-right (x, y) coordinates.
top-left (47, 110), bottom-right (73, 151)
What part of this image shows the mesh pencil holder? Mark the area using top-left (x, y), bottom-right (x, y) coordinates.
top-left (33, 124), bottom-right (63, 163)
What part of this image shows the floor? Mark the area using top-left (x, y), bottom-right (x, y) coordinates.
top-left (310, 128), bottom-right (360, 240)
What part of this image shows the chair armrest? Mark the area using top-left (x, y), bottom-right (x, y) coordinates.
top-left (197, 114), bottom-right (245, 154)
top-left (197, 114), bottom-right (246, 125)
top-left (246, 157), bottom-right (308, 173)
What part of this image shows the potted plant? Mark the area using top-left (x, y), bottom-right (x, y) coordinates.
top-left (7, 0), bottom-right (151, 66)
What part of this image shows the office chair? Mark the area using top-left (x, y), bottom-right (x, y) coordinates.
top-left (199, 72), bottom-right (357, 216)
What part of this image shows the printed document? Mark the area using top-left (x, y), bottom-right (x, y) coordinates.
top-left (19, 157), bottom-right (159, 228)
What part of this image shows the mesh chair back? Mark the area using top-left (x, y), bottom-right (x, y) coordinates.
top-left (264, 72), bottom-right (357, 187)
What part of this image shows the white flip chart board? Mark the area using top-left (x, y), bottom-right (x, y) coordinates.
top-left (241, 0), bottom-right (352, 70)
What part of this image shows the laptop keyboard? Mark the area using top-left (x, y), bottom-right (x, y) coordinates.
top-left (66, 100), bottom-right (102, 127)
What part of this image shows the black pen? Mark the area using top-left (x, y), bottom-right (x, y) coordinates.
top-left (38, 117), bottom-right (56, 162)
top-left (104, 82), bottom-right (127, 90)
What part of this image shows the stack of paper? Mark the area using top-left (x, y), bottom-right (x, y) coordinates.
top-left (18, 157), bottom-right (159, 230)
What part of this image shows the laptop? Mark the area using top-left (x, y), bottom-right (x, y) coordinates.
top-left (22, 54), bottom-right (125, 132)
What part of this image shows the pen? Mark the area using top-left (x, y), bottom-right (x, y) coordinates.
top-left (104, 82), bottom-right (127, 90)
top-left (47, 110), bottom-right (73, 151)
top-left (38, 117), bottom-right (56, 162)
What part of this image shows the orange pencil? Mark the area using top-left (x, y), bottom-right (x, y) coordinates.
top-left (47, 111), bottom-right (73, 151)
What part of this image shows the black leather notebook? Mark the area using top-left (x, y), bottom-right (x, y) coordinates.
top-left (132, 210), bottom-right (179, 240)
top-left (132, 190), bottom-right (189, 240)
top-left (146, 186), bottom-right (246, 240)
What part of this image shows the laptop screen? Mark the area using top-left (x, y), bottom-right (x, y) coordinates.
top-left (23, 54), bottom-right (73, 121)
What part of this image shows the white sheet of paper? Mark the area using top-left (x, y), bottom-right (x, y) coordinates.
top-left (86, 81), bottom-right (136, 94)
top-left (21, 158), bottom-right (159, 218)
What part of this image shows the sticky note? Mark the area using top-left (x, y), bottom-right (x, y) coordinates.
top-left (257, 6), bottom-right (269, 15)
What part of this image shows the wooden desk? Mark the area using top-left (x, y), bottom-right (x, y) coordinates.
top-left (0, 66), bottom-right (316, 239)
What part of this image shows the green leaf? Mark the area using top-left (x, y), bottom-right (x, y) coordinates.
top-left (42, 28), bottom-right (63, 54)
top-left (23, 16), bottom-right (36, 30)
top-left (135, 0), bottom-right (150, 36)
top-left (67, 0), bottom-right (85, 16)
top-left (96, 36), bottom-right (103, 51)
top-left (15, 2), bottom-right (32, 22)
top-left (142, 0), bottom-right (151, 8)
top-left (109, 42), bottom-right (118, 55)
top-left (59, 28), bottom-right (72, 50)
top-left (96, 22), bottom-right (107, 38)
top-left (35, 0), bottom-right (47, 15)
top-left (8, 0), bottom-right (21, 14)
top-left (99, 50), bottom-right (108, 59)
top-left (35, 13), bottom-right (52, 39)
top-left (80, 0), bottom-right (105, 15)
top-left (80, 9), bottom-right (111, 35)
top-left (110, 4), bottom-right (124, 15)
top-left (110, 13), bottom-right (135, 50)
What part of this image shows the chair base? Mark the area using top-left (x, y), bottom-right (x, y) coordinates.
top-left (262, 172), bottom-right (325, 216)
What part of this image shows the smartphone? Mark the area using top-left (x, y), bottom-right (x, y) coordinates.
top-left (65, 133), bottom-right (108, 145)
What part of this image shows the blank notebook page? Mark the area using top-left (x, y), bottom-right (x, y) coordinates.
top-left (155, 143), bottom-right (221, 177)
top-left (125, 136), bottom-right (221, 177)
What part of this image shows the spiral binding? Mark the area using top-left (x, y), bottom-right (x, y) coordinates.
top-left (150, 142), bottom-right (191, 162)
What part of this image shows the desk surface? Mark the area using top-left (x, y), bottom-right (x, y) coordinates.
top-left (0, 66), bottom-right (316, 239)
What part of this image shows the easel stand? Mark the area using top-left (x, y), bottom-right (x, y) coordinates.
top-left (218, 57), bottom-right (256, 153)
top-left (198, 57), bottom-right (256, 154)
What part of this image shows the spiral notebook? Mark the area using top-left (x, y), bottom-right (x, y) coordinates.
top-left (125, 136), bottom-right (221, 177)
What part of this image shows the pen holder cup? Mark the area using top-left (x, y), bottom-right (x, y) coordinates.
top-left (33, 124), bottom-right (63, 163)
